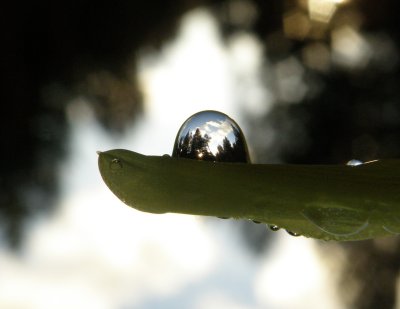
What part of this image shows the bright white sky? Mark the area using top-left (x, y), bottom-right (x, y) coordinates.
top-left (0, 8), bottom-right (343, 309)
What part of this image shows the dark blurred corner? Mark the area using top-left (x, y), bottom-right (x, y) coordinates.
top-left (1, 0), bottom-right (400, 308)
top-left (0, 0), bottom-right (206, 248)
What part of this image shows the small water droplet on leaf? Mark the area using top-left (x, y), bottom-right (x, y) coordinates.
top-left (268, 225), bottom-right (280, 231)
top-left (346, 159), bottom-right (363, 166)
top-left (286, 230), bottom-right (300, 236)
top-left (382, 217), bottom-right (400, 235)
top-left (110, 158), bottom-right (123, 170)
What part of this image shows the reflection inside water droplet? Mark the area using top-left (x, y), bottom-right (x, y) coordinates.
top-left (268, 225), bottom-right (280, 231)
top-left (172, 110), bottom-right (250, 163)
top-left (110, 158), bottom-right (123, 170)
top-left (302, 206), bottom-right (369, 237)
top-left (286, 230), bottom-right (300, 237)
top-left (346, 159), bottom-right (363, 166)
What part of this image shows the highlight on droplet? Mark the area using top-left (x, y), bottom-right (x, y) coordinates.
top-left (110, 158), bottom-right (123, 170)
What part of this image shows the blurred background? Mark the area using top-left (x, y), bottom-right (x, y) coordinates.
top-left (1, 0), bottom-right (400, 308)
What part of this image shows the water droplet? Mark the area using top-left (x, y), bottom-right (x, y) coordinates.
top-left (286, 230), bottom-right (300, 237)
top-left (346, 159), bottom-right (363, 166)
top-left (268, 225), bottom-right (280, 231)
top-left (382, 217), bottom-right (400, 235)
top-left (110, 158), bottom-right (123, 170)
top-left (382, 226), bottom-right (400, 235)
top-left (252, 220), bottom-right (261, 224)
top-left (172, 110), bottom-right (250, 163)
top-left (302, 206), bottom-right (369, 237)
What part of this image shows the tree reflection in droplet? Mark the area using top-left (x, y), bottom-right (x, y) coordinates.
top-left (172, 110), bottom-right (250, 163)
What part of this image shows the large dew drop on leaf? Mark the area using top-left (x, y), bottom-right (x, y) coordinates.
top-left (172, 110), bottom-right (250, 163)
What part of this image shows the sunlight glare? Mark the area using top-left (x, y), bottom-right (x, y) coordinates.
top-left (332, 26), bottom-right (371, 69)
top-left (308, 0), bottom-right (345, 23)
top-left (255, 234), bottom-right (342, 309)
top-left (138, 9), bottom-right (232, 127)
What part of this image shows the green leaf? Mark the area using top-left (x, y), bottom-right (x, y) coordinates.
top-left (98, 149), bottom-right (400, 241)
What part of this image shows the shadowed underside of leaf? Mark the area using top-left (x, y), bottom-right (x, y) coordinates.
top-left (98, 149), bottom-right (400, 241)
